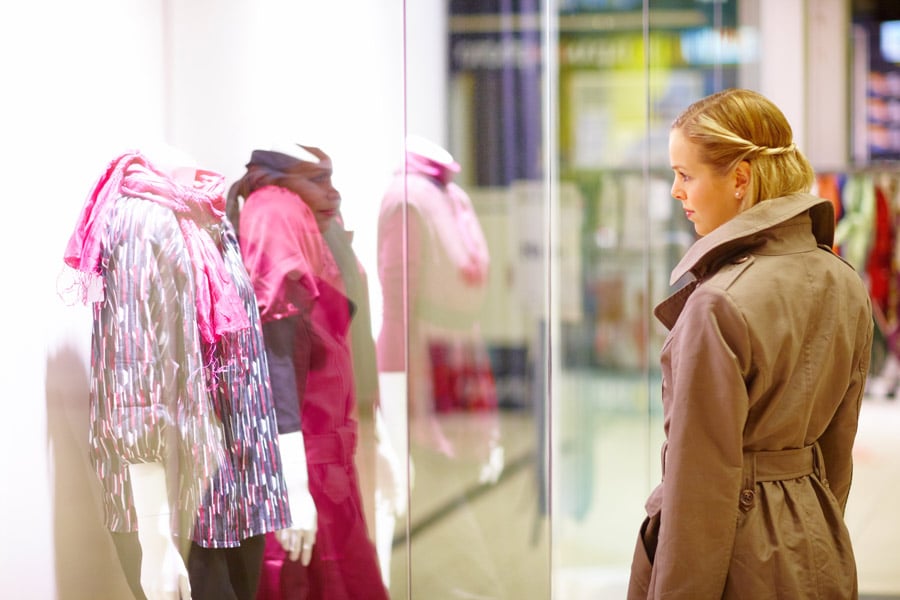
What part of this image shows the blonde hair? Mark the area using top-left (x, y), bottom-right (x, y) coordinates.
top-left (672, 88), bottom-right (815, 209)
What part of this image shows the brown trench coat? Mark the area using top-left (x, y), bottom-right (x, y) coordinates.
top-left (628, 193), bottom-right (874, 599)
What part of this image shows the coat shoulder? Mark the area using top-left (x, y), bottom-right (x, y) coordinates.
top-left (701, 252), bottom-right (756, 292)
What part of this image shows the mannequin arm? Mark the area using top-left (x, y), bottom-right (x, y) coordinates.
top-left (376, 205), bottom-right (424, 371)
top-left (263, 315), bottom-right (317, 564)
top-left (263, 317), bottom-right (304, 433)
top-left (375, 404), bottom-right (409, 517)
top-left (129, 462), bottom-right (190, 600)
top-left (275, 432), bottom-right (317, 565)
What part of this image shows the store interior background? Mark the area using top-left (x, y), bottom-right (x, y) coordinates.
top-left (4, 0), bottom-right (900, 598)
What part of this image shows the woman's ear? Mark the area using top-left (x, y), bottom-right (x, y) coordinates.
top-left (734, 160), bottom-right (751, 196)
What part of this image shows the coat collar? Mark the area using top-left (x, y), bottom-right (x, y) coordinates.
top-left (668, 193), bottom-right (835, 286)
top-left (654, 193), bottom-right (835, 330)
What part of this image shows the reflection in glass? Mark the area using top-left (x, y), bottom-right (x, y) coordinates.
top-left (228, 144), bottom-right (389, 600)
top-left (551, 1), bottom-right (745, 597)
top-left (374, 1), bottom-right (554, 598)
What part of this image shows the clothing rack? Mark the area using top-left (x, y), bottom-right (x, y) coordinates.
top-left (818, 166), bottom-right (900, 397)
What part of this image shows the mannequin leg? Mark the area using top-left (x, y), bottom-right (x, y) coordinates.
top-left (225, 535), bottom-right (266, 600)
top-left (185, 535), bottom-right (266, 600)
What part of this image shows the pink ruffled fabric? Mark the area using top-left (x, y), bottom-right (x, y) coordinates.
top-left (64, 151), bottom-right (249, 344)
top-left (403, 152), bottom-right (489, 284)
top-left (236, 185), bottom-right (342, 323)
top-left (406, 150), bottom-right (460, 186)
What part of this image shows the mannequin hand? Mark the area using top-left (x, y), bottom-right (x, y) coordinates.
top-left (275, 525), bottom-right (316, 566)
top-left (129, 462), bottom-right (191, 599)
top-left (478, 443), bottom-right (505, 485)
top-left (277, 432), bottom-right (317, 565)
top-left (139, 534), bottom-right (191, 600)
top-left (274, 490), bottom-right (316, 565)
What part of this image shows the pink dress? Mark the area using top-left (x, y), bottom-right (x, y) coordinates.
top-left (238, 185), bottom-right (387, 600)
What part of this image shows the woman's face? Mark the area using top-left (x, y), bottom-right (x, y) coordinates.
top-left (282, 169), bottom-right (341, 232)
top-left (668, 128), bottom-right (742, 236)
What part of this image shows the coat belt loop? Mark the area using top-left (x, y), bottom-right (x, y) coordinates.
top-left (813, 441), bottom-right (829, 488)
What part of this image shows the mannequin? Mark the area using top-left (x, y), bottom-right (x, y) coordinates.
top-left (375, 134), bottom-right (506, 597)
top-left (226, 143), bottom-right (390, 600)
top-left (62, 148), bottom-right (315, 600)
top-left (377, 135), bottom-right (503, 476)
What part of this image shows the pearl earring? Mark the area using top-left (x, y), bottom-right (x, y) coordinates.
top-left (735, 191), bottom-right (741, 198)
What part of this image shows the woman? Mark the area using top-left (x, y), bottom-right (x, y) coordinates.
top-left (227, 144), bottom-right (388, 600)
top-left (628, 89), bottom-right (873, 599)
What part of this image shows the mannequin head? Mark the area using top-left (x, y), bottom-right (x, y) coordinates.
top-left (406, 135), bottom-right (456, 167)
top-left (405, 135), bottom-right (460, 185)
top-left (138, 140), bottom-right (199, 183)
top-left (228, 143), bottom-right (341, 233)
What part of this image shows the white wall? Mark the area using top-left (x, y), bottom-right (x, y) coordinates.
top-left (166, 0), bottom-right (410, 336)
top-left (0, 1), bottom-right (439, 597)
top-left (758, 0), bottom-right (807, 148)
top-left (756, 0), bottom-right (851, 170)
top-left (3, 2), bottom-right (169, 597)
top-left (805, 0), bottom-right (850, 170)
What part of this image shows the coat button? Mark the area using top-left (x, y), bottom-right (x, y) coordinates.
top-left (739, 489), bottom-right (755, 509)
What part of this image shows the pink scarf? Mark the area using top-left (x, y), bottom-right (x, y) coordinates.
top-left (404, 151), bottom-right (489, 285)
top-left (406, 151), bottom-right (460, 186)
top-left (64, 151), bottom-right (249, 344)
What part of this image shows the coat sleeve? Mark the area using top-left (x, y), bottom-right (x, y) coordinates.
top-left (817, 293), bottom-right (873, 510)
top-left (263, 316), bottom-right (303, 434)
top-left (653, 286), bottom-right (750, 599)
top-left (239, 186), bottom-right (321, 323)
